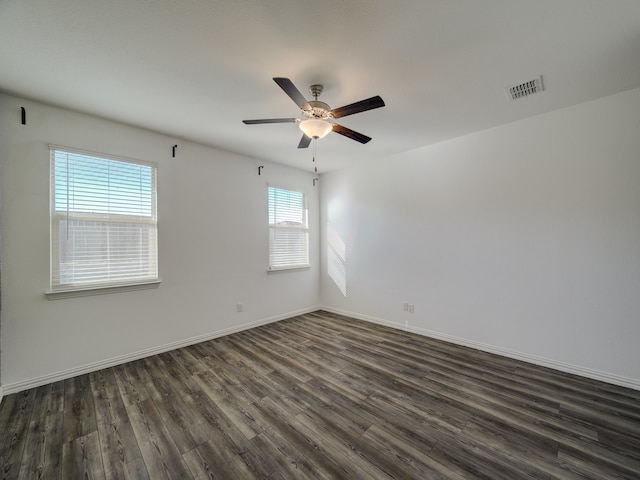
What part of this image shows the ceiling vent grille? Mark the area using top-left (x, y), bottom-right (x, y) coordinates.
top-left (506, 76), bottom-right (544, 100)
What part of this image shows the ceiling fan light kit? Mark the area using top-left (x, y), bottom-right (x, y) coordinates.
top-left (299, 118), bottom-right (333, 139)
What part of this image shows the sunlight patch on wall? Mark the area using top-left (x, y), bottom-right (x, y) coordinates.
top-left (327, 222), bottom-right (347, 297)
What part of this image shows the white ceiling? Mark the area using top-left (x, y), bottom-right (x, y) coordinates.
top-left (1, 0), bottom-right (639, 172)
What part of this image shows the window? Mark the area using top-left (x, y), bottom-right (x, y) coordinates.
top-left (268, 185), bottom-right (309, 270)
top-left (50, 147), bottom-right (158, 292)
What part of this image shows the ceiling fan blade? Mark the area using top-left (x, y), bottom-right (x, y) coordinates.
top-left (331, 95), bottom-right (385, 119)
top-left (298, 134), bottom-right (312, 149)
top-left (273, 77), bottom-right (309, 109)
top-left (242, 118), bottom-right (298, 124)
top-left (332, 124), bottom-right (372, 144)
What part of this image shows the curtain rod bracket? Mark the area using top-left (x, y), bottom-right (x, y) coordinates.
top-left (258, 166), bottom-right (264, 176)
top-left (172, 144), bottom-right (178, 157)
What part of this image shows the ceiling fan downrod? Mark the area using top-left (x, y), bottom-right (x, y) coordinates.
top-left (309, 84), bottom-right (323, 99)
top-left (304, 84), bottom-right (331, 120)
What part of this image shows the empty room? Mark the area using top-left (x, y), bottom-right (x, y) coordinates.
top-left (1, 1), bottom-right (639, 478)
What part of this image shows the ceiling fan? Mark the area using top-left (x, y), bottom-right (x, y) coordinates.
top-left (243, 77), bottom-right (385, 148)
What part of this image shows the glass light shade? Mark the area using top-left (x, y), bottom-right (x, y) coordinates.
top-left (299, 119), bottom-right (333, 139)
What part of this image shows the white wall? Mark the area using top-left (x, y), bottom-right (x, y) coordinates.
top-left (3, 87), bottom-right (639, 397)
top-left (0, 93), bottom-right (320, 394)
top-left (320, 88), bottom-right (640, 389)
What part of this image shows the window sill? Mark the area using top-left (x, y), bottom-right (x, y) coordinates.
top-left (45, 280), bottom-right (161, 300)
top-left (268, 265), bottom-right (311, 273)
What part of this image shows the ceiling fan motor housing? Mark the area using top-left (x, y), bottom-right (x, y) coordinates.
top-left (303, 100), bottom-right (332, 120)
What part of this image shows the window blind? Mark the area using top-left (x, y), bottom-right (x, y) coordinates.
top-left (50, 147), bottom-right (158, 290)
top-left (268, 186), bottom-right (309, 270)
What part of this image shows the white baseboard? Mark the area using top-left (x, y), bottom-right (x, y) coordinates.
top-left (2, 306), bottom-right (320, 396)
top-left (321, 306), bottom-right (640, 392)
top-left (6, 304), bottom-right (638, 396)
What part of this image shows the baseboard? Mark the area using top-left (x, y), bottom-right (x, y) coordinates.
top-left (2, 305), bottom-right (320, 396)
top-left (7, 304), bottom-right (638, 396)
top-left (321, 306), bottom-right (640, 392)
top-left (0, 385), bottom-right (3, 406)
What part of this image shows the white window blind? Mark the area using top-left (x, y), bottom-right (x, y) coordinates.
top-left (268, 186), bottom-right (309, 270)
top-left (50, 147), bottom-right (158, 291)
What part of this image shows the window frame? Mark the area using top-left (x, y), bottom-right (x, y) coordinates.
top-left (46, 145), bottom-right (160, 299)
top-left (267, 184), bottom-right (310, 272)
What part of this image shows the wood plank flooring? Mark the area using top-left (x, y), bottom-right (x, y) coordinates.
top-left (1, 310), bottom-right (640, 479)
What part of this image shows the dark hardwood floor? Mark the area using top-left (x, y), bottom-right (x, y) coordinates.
top-left (1, 310), bottom-right (640, 479)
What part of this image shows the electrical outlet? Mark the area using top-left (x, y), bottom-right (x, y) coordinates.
top-left (402, 302), bottom-right (409, 312)
top-left (237, 302), bottom-right (243, 313)
top-left (408, 304), bottom-right (415, 313)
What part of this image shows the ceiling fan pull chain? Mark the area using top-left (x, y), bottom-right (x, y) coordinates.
top-left (313, 139), bottom-right (318, 173)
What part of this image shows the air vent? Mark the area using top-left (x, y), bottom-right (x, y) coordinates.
top-left (506, 76), bottom-right (544, 100)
